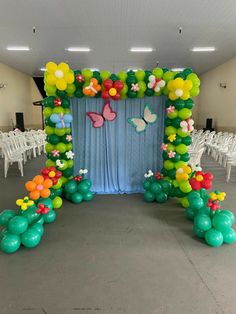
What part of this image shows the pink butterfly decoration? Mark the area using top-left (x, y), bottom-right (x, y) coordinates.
top-left (86, 101), bottom-right (117, 128)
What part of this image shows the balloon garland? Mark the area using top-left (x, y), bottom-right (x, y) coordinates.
top-left (0, 62), bottom-right (234, 253)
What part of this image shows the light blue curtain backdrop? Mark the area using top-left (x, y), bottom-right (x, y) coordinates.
top-left (71, 96), bottom-right (165, 194)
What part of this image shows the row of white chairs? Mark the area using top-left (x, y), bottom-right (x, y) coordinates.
top-left (0, 130), bottom-right (46, 178)
top-left (205, 130), bottom-right (236, 182)
top-left (188, 129), bottom-right (209, 169)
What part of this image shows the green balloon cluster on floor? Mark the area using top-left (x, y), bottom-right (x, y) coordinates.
top-left (185, 190), bottom-right (236, 247)
top-left (0, 198), bottom-right (57, 254)
top-left (143, 178), bottom-right (172, 203)
top-left (64, 178), bottom-right (94, 204)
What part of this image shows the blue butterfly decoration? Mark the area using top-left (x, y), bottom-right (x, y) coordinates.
top-left (50, 113), bottom-right (73, 128)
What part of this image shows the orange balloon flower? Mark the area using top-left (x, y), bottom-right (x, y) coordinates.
top-left (83, 78), bottom-right (101, 97)
top-left (25, 175), bottom-right (53, 200)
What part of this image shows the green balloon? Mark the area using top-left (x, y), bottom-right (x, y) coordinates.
top-left (31, 223), bottom-right (44, 237)
top-left (43, 210), bottom-right (56, 223)
top-left (55, 143), bottom-right (67, 153)
top-left (42, 96), bottom-right (55, 108)
top-left (145, 88), bottom-right (154, 97)
top-left (127, 90), bottom-right (137, 98)
top-left (163, 71), bottom-right (175, 82)
top-left (65, 192), bottom-right (72, 201)
top-left (21, 207), bottom-right (39, 224)
top-left (71, 192), bottom-right (83, 204)
top-left (189, 197), bottom-right (204, 210)
top-left (150, 182), bottom-right (162, 194)
top-left (220, 210), bottom-right (235, 224)
top-left (21, 228), bottom-right (41, 248)
top-left (212, 213), bottom-right (232, 232)
top-left (83, 191), bottom-right (94, 201)
top-left (198, 206), bottom-right (211, 216)
top-left (82, 179), bottom-right (92, 189)
top-left (173, 134), bottom-right (182, 145)
top-left (117, 71), bottom-right (127, 82)
top-left (126, 75), bottom-right (137, 85)
top-left (65, 180), bottom-right (77, 194)
top-left (185, 207), bottom-right (195, 221)
top-left (193, 225), bottom-right (205, 238)
top-left (182, 136), bottom-right (192, 146)
top-left (181, 153), bottom-right (190, 162)
top-left (222, 228), bottom-right (236, 244)
top-left (62, 167), bottom-right (74, 178)
top-left (82, 68), bottom-right (93, 80)
top-left (62, 99), bottom-right (70, 108)
top-left (0, 209), bottom-right (16, 227)
top-left (176, 144), bottom-right (188, 155)
top-left (194, 214), bottom-right (212, 232)
top-left (138, 81), bottom-right (147, 93)
top-left (190, 87), bottom-right (200, 97)
top-left (185, 99), bottom-right (194, 109)
top-left (135, 70), bottom-right (145, 81)
top-left (77, 181), bottom-right (89, 194)
top-left (144, 191), bottom-right (155, 202)
top-left (100, 70), bottom-right (111, 81)
top-left (47, 134), bottom-right (60, 145)
top-left (152, 67), bottom-right (163, 78)
top-left (8, 216), bottom-right (28, 235)
top-left (178, 108), bottom-right (192, 120)
top-left (75, 89), bottom-right (84, 98)
top-left (187, 191), bottom-right (201, 201)
top-left (166, 169), bottom-right (176, 179)
top-left (172, 117), bottom-right (182, 128)
top-left (1, 234), bottom-right (21, 253)
top-left (205, 228), bottom-right (223, 247)
top-left (52, 196), bottom-right (62, 209)
top-left (143, 180), bottom-right (151, 190)
top-left (159, 180), bottom-right (172, 193)
top-left (156, 192), bottom-right (167, 203)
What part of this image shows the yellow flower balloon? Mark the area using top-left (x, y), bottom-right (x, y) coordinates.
top-left (167, 78), bottom-right (193, 100)
top-left (16, 196), bottom-right (34, 211)
top-left (45, 62), bottom-right (75, 91)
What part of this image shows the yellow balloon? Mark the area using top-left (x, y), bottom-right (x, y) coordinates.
top-left (181, 91), bottom-right (190, 100)
top-left (58, 62), bottom-right (69, 73)
top-left (65, 72), bottom-right (75, 84)
top-left (47, 74), bottom-right (57, 86)
top-left (56, 79), bottom-right (67, 90)
top-left (169, 91), bottom-right (177, 100)
top-left (46, 62), bottom-right (57, 73)
top-left (173, 78), bottom-right (184, 89)
top-left (184, 80), bottom-right (193, 90)
top-left (109, 88), bottom-right (117, 97)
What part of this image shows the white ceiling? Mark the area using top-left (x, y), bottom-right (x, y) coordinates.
top-left (1, 0), bottom-right (236, 76)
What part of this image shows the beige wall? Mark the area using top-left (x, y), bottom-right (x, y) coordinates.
top-left (0, 62), bottom-right (42, 131)
top-left (195, 56), bottom-right (236, 132)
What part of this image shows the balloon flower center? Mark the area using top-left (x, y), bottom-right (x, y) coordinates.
top-left (49, 171), bottom-right (56, 178)
top-left (109, 88), bottom-right (117, 97)
top-left (37, 184), bottom-right (44, 191)
top-left (196, 175), bottom-right (203, 182)
top-left (55, 70), bottom-right (64, 79)
top-left (175, 89), bottom-right (183, 97)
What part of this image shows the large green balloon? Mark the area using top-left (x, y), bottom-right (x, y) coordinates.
top-left (175, 144), bottom-right (188, 155)
top-left (182, 136), bottom-right (192, 146)
top-left (194, 214), bottom-right (212, 232)
top-left (65, 192), bottom-right (72, 201)
top-left (222, 228), bottom-right (236, 244)
top-left (0, 209), bottom-right (16, 227)
top-left (185, 207), bottom-right (195, 221)
top-left (185, 99), bottom-right (194, 109)
top-left (82, 179), bottom-right (92, 189)
top-left (21, 228), bottom-right (41, 248)
top-left (189, 197), bottom-right (204, 210)
top-left (212, 213), bottom-right (232, 232)
top-left (65, 180), bottom-right (77, 194)
top-left (1, 234), bottom-right (21, 253)
top-left (21, 207), bottom-right (39, 224)
top-left (143, 180), bottom-right (151, 190)
top-left (82, 68), bottom-right (93, 80)
top-left (43, 210), bottom-right (56, 223)
top-left (31, 223), bottom-right (44, 237)
top-left (178, 108), bottom-right (192, 120)
top-left (77, 181), bottom-right (89, 194)
top-left (100, 70), bottom-right (111, 81)
top-left (220, 210), bottom-right (235, 224)
top-left (47, 134), bottom-right (60, 145)
top-left (83, 191), bottom-right (94, 201)
top-left (71, 192), bottom-right (83, 204)
top-left (55, 143), bottom-right (67, 153)
top-left (117, 71), bottom-right (127, 82)
top-left (156, 192), bottom-right (167, 203)
top-left (159, 180), bottom-right (172, 193)
top-left (144, 191), bottom-right (155, 202)
top-left (193, 225), bottom-right (205, 238)
top-left (205, 228), bottom-right (223, 247)
top-left (152, 68), bottom-right (163, 78)
top-left (8, 216), bottom-right (28, 235)
top-left (135, 70), bottom-right (145, 81)
top-left (150, 182), bottom-right (162, 194)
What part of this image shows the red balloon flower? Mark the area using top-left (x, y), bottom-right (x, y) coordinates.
top-left (101, 79), bottom-right (124, 101)
top-left (189, 171), bottom-right (213, 191)
top-left (41, 166), bottom-right (62, 185)
top-left (36, 203), bottom-right (50, 215)
top-left (207, 199), bottom-right (220, 211)
top-left (54, 98), bottom-right (62, 106)
top-left (76, 74), bottom-right (84, 83)
top-left (74, 175), bottom-right (83, 182)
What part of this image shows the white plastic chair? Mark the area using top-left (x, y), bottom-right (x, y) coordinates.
top-left (2, 139), bottom-right (24, 178)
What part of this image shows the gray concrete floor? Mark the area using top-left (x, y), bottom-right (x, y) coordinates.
top-left (0, 154), bottom-right (236, 314)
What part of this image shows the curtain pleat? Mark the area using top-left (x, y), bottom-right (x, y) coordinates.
top-left (71, 96), bottom-right (165, 194)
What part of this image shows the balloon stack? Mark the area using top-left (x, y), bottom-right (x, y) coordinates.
top-left (186, 190), bottom-right (236, 247)
top-left (143, 171), bottom-right (172, 203)
top-left (64, 171), bottom-right (94, 204)
top-left (0, 197), bottom-right (56, 254)
top-left (0, 168), bottom-right (63, 254)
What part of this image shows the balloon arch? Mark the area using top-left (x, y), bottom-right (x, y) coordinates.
top-left (0, 62), bottom-right (235, 254)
